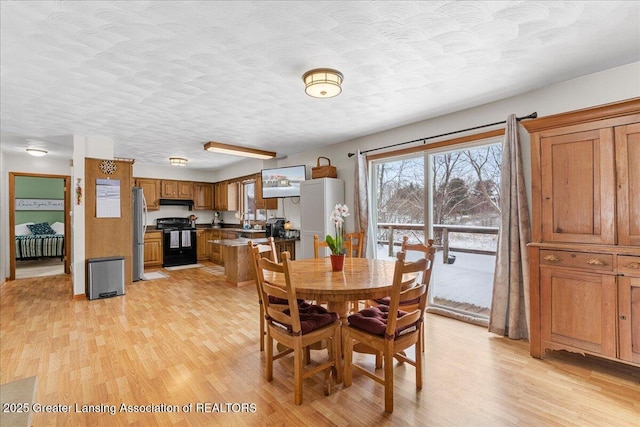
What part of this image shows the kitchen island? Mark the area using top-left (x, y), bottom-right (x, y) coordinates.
top-left (208, 237), bottom-right (297, 287)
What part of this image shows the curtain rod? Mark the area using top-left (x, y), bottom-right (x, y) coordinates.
top-left (347, 112), bottom-right (538, 157)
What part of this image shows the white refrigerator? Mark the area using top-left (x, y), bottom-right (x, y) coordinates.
top-left (300, 178), bottom-right (345, 259)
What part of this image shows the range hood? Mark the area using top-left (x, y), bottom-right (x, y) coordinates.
top-left (159, 199), bottom-right (194, 210)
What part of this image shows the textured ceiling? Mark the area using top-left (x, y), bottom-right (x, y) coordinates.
top-left (1, 1), bottom-right (639, 170)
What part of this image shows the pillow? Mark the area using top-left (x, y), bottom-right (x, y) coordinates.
top-left (15, 222), bottom-right (34, 236)
top-left (27, 222), bottom-right (56, 235)
top-left (51, 222), bottom-right (65, 234)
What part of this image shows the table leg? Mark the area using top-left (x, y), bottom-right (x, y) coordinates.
top-left (327, 301), bottom-right (349, 323)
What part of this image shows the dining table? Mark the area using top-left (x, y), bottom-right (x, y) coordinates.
top-left (263, 256), bottom-right (419, 322)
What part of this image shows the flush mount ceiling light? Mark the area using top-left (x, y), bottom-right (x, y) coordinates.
top-left (204, 141), bottom-right (276, 159)
top-left (169, 157), bottom-right (188, 166)
top-left (26, 148), bottom-right (48, 157)
top-left (302, 68), bottom-right (344, 98)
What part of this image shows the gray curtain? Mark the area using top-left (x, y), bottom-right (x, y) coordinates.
top-left (489, 114), bottom-right (531, 339)
top-left (354, 150), bottom-right (369, 257)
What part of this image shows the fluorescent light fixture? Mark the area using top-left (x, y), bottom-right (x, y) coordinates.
top-left (169, 157), bottom-right (187, 166)
top-left (26, 148), bottom-right (48, 157)
top-left (302, 68), bottom-right (343, 98)
top-left (204, 141), bottom-right (276, 159)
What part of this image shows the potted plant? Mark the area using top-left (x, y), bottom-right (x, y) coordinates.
top-left (326, 204), bottom-right (349, 271)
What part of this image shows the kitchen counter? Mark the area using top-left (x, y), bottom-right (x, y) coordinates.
top-left (208, 238), bottom-right (297, 287)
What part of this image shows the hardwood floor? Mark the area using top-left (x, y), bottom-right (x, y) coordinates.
top-left (1, 262), bottom-right (639, 426)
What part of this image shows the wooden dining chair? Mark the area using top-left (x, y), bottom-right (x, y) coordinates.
top-left (343, 251), bottom-right (429, 413)
top-left (344, 230), bottom-right (365, 312)
top-left (344, 230), bottom-right (364, 258)
top-left (314, 234), bottom-right (353, 258)
top-left (368, 236), bottom-right (435, 352)
top-left (254, 251), bottom-right (342, 405)
top-left (249, 239), bottom-right (282, 351)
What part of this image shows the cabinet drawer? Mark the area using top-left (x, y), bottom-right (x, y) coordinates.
top-left (540, 250), bottom-right (613, 272)
top-left (618, 255), bottom-right (640, 277)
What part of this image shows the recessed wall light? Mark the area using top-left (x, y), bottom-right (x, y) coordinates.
top-left (26, 148), bottom-right (48, 157)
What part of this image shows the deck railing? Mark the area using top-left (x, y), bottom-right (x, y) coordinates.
top-left (377, 222), bottom-right (499, 262)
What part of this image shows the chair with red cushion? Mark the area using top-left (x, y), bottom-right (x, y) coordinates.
top-left (343, 251), bottom-right (429, 413)
top-left (368, 236), bottom-right (435, 352)
top-left (249, 238), bottom-right (283, 351)
top-left (254, 250), bottom-right (342, 405)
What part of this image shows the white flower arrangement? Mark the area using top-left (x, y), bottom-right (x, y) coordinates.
top-left (326, 204), bottom-right (350, 255)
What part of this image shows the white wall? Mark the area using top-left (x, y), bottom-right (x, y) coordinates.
top-left (274, 62), bottom-right (640, 235)
top-left (2, 62), bottom-right (638, 281)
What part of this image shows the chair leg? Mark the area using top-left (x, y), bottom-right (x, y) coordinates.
top-left (416, 337), bottom-right (423, 391)
top-left (342, 329), bottom-right (353, 387)
top-left (375, 352), bottom-right (382, 369)
top-left (259, 303), bottom-right (265, 351)
top-left (265, 332), bottom-right (273, 381)
top-left (294, 342), bottom-right (304, 405)
top-left (383, 345), bottom-right (394, 413)
top-left (333, 327), bottom-right (342, 384)
top-left (420, 323), bottom-right (425, 353)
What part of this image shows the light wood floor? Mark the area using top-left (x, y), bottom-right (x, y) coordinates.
top-left (1, 262), bottom-right (639, 426)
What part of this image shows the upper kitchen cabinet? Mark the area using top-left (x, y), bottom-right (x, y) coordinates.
top-left (161, 180), bottom-right (193, 199)
top-left (194, 182), bottom-right (214, 210)
top-left (214, 181), bottom-right (239, 211)
top-left (135, 178), bottom-right (160, 210)
top-left (254, 173), bottom-right (277, 210)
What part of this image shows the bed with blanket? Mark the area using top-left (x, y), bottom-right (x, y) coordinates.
top-left (14, 222), bottom-right (65, 261)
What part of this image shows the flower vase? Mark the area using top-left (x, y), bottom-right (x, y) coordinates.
top-left (330, 254), bottom-right (345, 272)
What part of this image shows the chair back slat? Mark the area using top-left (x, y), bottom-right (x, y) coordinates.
top-left (384, 252), bottom-right (429, 338)
top-left (256, 252), bottom-right (302, 335)
top-left (344, 230), bottom-right (364, 258)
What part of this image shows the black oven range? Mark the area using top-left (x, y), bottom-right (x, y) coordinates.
top-left (156, 217), bottom-right (197, 267)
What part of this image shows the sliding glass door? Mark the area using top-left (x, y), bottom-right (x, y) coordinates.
top-left (371, 139), bottom-right (502, 323)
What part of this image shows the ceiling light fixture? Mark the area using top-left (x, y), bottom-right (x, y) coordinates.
top-left (302, 68), bottom-right (344, 98)
top-left (169, 157), bottom-right (188, 166)
top-left (204, 141), bottom-right (276, 159)
top-left (26, 148), bottom-right (48, 157)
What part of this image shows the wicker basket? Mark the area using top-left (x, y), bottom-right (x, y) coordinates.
top-left (311, 157), bottom-right (337, 179)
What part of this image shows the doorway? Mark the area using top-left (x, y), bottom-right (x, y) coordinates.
top-left (9, 172), bottom-right (71, 280)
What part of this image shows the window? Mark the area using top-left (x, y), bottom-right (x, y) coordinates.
top-left (371, 137), bottom-right (502, 324)
top-left (242, 180), bottom-right (266, 222)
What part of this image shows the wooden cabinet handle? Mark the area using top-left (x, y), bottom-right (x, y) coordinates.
top-left (586, 258), bottom-right (608, 266)
top-left (624, 261), bottom-right (640, 269)
top-left (543, 255), bottom-right (561, 262)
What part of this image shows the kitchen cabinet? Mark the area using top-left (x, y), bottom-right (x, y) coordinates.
top-left (214, 181), bottom-right (239, 211)
top-left (161, 180), bottom-right (193, 199)
top-left (135, 178), bottom-right (160, 210)
top-left (210, 229), bottom-right (222, 264)
top-left (254, 173), bottom-right (277, 210)
top-left (196, 229), bottom-right (211, 261)
top-left (275, 239), bottom-right (296, 260)
top-left (143, 230), bottom-right (163, 267)
top-left (524, 98), bottom-right (640, 368)
top-left (194, 182), bottom-right (214, 210)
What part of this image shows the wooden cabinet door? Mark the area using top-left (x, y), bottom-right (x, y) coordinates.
top-left (615, 122), bottom-right (640, 246)
top-left (161, 180), bottom-right (178, 198)
top-left (227, 182), bottom-right (239, 211)
top-left (254, 174), bottom-right (277, 210)
top-left (618, 256), bottom-right (640, 365)
top-left (177, 181), bottom-right (193, 199)
top-left (540, 128), bottom-right (616, 245)
top-left (210, 229), bottom-right (222, 264)
top-left (196, 229), bottom-right (210, 260)
top-left (540, 267), bottom-right (616, 358)
top-left (194, 183), bottom-right (213, 210)
top-left (135, 178), bottom-right (160, 210)
top-left (214, 182), bottom-right (227, 211)
top-left (144, 231), bottom-right (163, 267)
